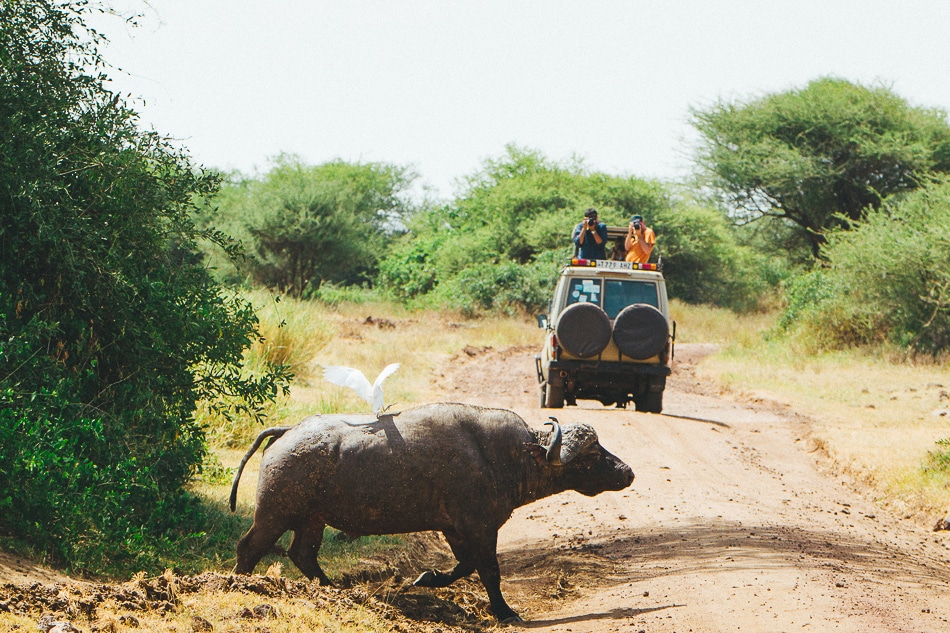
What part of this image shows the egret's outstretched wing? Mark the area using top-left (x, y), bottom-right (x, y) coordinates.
top-left (323, 365), bottom-right (373, 408)
top-left (371, 363), bottom-right (401, 413)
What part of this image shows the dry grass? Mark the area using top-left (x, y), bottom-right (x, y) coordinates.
top-left (0, 569), bottom-right (466, 633)
top-left (669, 299), bottom-right (775, 347)
top-left (207, 294), bottom-right (540, 449)
top-left (693, 316), bottom-right (950, 520)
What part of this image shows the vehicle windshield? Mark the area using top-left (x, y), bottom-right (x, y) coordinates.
top-left (566, 278), bottom-right (659, 318)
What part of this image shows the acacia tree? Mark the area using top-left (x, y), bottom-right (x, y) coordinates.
top-left (692, 78), bottom-right (950, 258)
top-left (0, 1), bottom-right (289, 570)
top-left (207, 154), bottom-right (416, 297)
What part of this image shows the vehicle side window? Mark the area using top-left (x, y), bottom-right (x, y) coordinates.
top-left (603, 280), bottom-right (658, 318)
top-left (566, 278), bottom-right (602, 307)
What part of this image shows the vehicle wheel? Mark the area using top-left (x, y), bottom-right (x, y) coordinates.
top-left (555, 302), bottom-right (612, 357)
top-left (613, 304), bottom-right (669, 360)
top-left (544, 383), bottom-right (564, 408)
top-left (636, 390), bottom-right (663, 413)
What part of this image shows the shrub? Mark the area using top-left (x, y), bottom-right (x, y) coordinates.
top-left (0, 1), bottom-right (289, 573)
top-left (656, 201), bottom-right (777, 312)
top-left (778, 179), bottom-right (950, 354)
top-left (432, 259), bottom-right (560, 316)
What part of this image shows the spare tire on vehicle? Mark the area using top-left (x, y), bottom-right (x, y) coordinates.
top-left (612, 304), bottom-right (669, 360)
top-left (555, 302), bottom-right (612, 358)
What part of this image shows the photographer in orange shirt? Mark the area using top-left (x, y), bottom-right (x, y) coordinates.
top-left (624, 214), bottom-right (655, 263)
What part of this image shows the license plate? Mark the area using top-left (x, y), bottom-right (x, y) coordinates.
top-left (596, 260), bottom-right (633, 270)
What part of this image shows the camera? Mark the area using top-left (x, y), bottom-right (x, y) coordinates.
top-left (633, 220), bottom-right (641, 230)
top-left (587, 218), bottom-right (596, 227)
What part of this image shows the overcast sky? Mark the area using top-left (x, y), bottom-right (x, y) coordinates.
top-left (91, 1), bottom-right (950, 200)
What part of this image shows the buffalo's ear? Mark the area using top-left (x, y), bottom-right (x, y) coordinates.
top-left (524, 443), bottom-right (547, 465)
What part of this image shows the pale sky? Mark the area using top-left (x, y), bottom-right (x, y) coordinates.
top-left (91, 1), bottom-right (950, 200)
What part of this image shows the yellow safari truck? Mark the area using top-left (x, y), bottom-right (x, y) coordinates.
top-left (535, 247), bottom-right (675, 412)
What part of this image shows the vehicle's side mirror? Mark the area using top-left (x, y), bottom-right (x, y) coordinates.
top-left (537, 314), bottom-right (548, 329)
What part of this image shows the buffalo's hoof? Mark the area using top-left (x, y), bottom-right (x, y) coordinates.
top-left (413, 570), bottom-right (438, 587)
top-left (499, 613), bottom-right (524, 624)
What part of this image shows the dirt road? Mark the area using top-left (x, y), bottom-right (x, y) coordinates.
top-left (436, 344), bottom-right (950, 632)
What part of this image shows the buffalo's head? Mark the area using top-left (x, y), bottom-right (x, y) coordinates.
top-left (528, 417), bottom-right (635, 496)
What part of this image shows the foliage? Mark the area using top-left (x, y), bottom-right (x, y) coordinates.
top-left (430, 259), bottom-right (559, 316)
top-left (199, 290), bottom-right (335, 449)
top-left (653, 198), bottom-right (780, 312)
top-left (0, 0), bottom-right (290, 573)
top-left (379, 145), bottom-right (766, 312)
top-left (777, 179), bottom-right (950, 354)
top-left (201, 154), bottom-right (417, 297)
top-left (692, 77), bottom-right (950, 258)
top-left (379, 146), bottom-right (744, 314)
top-left (924, 438), bottom-right (950, 477)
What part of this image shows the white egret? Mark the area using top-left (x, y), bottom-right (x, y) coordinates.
top-left (322, 363), bottom-right (401, 416)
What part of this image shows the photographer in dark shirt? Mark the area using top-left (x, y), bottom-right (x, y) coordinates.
top-left (572, 208), bottom-right (608, 260)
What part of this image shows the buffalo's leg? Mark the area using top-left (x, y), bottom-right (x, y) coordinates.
top-left (287, 515), bottom-right (331, 584)
top-left (470, 531), bottom-right (520, 623)
top-left (413, 530), bottom-right (476, 588)
top-left (234, 522), bottom-right (285, 575)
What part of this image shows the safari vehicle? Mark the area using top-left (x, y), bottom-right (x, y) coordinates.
top-left (535, 231), bottom-right (675, 412)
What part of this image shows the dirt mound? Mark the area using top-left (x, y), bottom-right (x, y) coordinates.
top-left (0, 532), bottom-right (499, 632)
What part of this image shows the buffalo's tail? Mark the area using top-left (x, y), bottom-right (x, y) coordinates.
top-left (229, 427), bottom-right (293, 512)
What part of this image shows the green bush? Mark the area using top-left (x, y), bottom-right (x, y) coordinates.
top-left (692, 77), bottom-right (950, 259)
top-left (778, 179), bottom-right (950, 353)
top-left (654, 201), bottom-right (776, 312)
top-left (0, 1), bottom-right (289, 573)
top-left (431, 259), bottom-right (560, 316)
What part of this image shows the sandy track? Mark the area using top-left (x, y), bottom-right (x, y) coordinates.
top-left (436, 344), bottom-right (950, 632)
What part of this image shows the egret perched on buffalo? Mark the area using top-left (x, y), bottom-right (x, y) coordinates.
top-left (322, 363), bottom-right (400, 417)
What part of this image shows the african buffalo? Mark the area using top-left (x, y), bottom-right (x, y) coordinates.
top-left (230, 402), bottom-right (634, 622)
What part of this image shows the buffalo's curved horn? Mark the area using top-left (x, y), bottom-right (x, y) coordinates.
top-left (558, 424), bottom-right (598, 465)
top-left (544, 417), bottom-right (563, 465)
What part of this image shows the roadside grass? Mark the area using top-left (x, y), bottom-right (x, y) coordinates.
top-left (668, 299), bottom-right (776, 346)
top-left (0, 584), bottom-right (406, 633)
top-left (203, 289), bottom-right (540, 450)
top-left (686, 307), bottom-right (950, 521)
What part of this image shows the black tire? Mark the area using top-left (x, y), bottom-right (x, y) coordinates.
top-left (636, 390), bottom-right (663, 414)
top-left (555, 302), bottom-right (612, 358)
top-left (612, 304), bottom-right (669, 360)
top-left (543, 382), bottom-right (564, 408)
